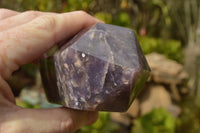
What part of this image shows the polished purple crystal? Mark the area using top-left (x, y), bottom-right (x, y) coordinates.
top-left (40, 23), bottom-right (150, 112)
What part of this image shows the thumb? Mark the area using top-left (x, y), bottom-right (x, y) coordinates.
top-left (1, 107), bottom-right (98, 133)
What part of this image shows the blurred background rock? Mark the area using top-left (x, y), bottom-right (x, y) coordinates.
top-left (0, 0), bottom-right (199, 133)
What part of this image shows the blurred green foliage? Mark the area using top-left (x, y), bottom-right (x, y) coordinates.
top-left (139, 36), bottom-right (183, 63)
top-left (19, 0), bottom-right (60, 11)
top-left (21, 63), bottom-right (37, 78)
top-left (0, 0), bottom-right (62, 12)
top-left (94, 12), bottom-right (112, 24)
top-left (64, 0), bottom-right (93, 11)
top-left (176, 96), bottom-right (200, 133)
top-left (132, 108), bottom-right (176, 133)
top-left (113, 12), bottom-right (132, 28)
top-left (77, 112), bottom-right (119, 133)
top-left (17, 97), bottom-right (62, 109)
top-left (16, 99), bottom-right (41, 109)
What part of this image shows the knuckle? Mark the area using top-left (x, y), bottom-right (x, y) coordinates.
top-left (76, 10), bottom-right (89, 17)
top-left (60, 118), bottom-right (76, 133)
top-left (34, 15), bottom-right (57, 31)
top-left (22, 10), bottom-right (41, 18)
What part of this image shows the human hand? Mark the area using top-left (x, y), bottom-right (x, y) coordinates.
top-left (0, 9), bottom-right (99, 133)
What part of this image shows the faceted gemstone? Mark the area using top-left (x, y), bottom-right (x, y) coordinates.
top-left (40, 23), bottom-right (151, 112)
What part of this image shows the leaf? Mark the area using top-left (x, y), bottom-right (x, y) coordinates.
top-left (132, 108), bottom-right (176, 133)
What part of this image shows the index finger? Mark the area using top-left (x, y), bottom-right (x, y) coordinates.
top-left (0, 11), bottom-right (99, 79)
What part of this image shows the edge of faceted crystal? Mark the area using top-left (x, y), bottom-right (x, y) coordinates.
top-left (128, 68), bottom-right (151, 107)
top-left (39, 57), bottom-right (62, 104)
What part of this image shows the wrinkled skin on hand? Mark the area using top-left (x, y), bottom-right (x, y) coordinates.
top-left (0, 9), bottom-right (99, 133)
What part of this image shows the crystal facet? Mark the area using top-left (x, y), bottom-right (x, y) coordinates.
top-left (40, 23), bottom-right (151, 112)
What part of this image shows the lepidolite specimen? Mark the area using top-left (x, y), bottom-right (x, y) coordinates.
top-left (40, 23), bottom-right (151, 112)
